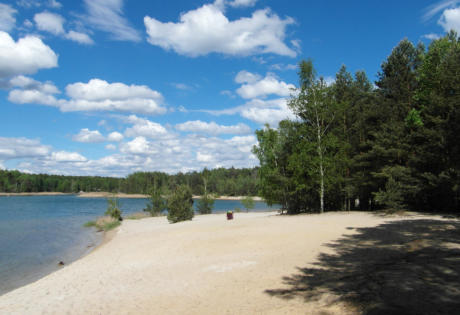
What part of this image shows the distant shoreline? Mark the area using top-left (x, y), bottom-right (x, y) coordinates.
top-left (0, 192), bottom-right (73, 197)
top-left (0, 191), bottom-right (263, 201)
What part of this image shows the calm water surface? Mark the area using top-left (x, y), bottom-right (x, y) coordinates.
top-left (0, 195), bottom-right (278, 295)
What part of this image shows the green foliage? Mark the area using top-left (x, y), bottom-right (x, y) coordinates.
top-left (83, 217), bottom-right (120, 231)
top-left (167, 185), bottom-right (194, 223)
top-left (197, 194), bottom-right (214, 214)
top-left (105, 196), bottom-right (122, 220)
top-left (241, 196), bottom-right (255, 212)
top-left (144, 183), bottom-right (166, 216)
top-left (84, 221), bottom-right (96, 227)
top-left (253, 33), bottom-right (460, 214)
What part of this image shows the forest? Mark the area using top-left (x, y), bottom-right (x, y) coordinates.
top-left (253, 31), bottom-right (460, 214)
top-left (0, 167), bottom-right (258, 197)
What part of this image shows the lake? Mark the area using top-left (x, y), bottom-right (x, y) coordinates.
top-left (0, 195), bottom-right (278, 295)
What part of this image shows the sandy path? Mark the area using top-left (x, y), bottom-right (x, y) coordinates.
top-left (0, 211), bottom-right (436, 314)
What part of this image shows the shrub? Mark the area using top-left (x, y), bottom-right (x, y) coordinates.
top-left (105, 196), bottom-right (122, 220)
top-left (196, 193), bottom-right (214, 214)
top-left (167, 185), bottom-right (194, 223)
top-left (241, 196), bottom-right (255, 212)
top-left (144, 185), bottom-right (166, 216)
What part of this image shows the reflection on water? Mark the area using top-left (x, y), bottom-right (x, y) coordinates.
top-left (0, 195), bottom-right (278, 295)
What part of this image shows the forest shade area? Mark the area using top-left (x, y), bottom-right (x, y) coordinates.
top-left (0, 168), bottom-right (258, 197)
top-left (253, 31), bottom-right (460, 214)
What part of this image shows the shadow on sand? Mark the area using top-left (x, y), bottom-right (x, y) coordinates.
top-left (265, 218), bottom-right (460, 314)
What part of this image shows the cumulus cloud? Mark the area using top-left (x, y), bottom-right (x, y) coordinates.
top-left (105, 143), bottom-right (116, 150)
top-left (107, 131), bottom-right (124, 142)
top-left (235, 70), bottom-right (261, 84)
top-left (123, 115), bottom-right (169, 138)
top-left (72, 128), bottom-right (105, 143)
top-left (34, 11), bottom-right (94, 44)
top-left (175, 120), bottom-right (251, 135)
top-left (9, 77), bottom-right (166, 115)
top-left (0, 32), bottom-right (58, 79)
top-left (9, 75), bottom-right (60, 94)
top-left (34, 11), bottom-right (65, 35)
top-left (0, 137), bottom-right (50, 160)
top-left (144, 2), bottom-right (296, 57)
top-left (64, 30), bottom-right (94, 44)
top-left (0, 4), bottom-right (17, 32)
top-left (439, 7), bottom-right (460, 32)
top-left (51, 151), bottom-right (87, 162)
top-left (236, 72), bottom-right (295, 99)
top-left (83, 0), bottom-right (141, 42)
top-left (204, 97), bottom-right (295, 127)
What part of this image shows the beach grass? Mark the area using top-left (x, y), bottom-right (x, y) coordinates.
top-left (84, 216), bottom-right (120, 231)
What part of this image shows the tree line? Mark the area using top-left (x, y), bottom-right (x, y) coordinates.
top-left (0, 167), bottom-right (258, 197)
top-left (253, 31), bottom-right (460, 214)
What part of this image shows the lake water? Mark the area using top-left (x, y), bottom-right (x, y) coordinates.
top-left (0, 195), bottom-right (278, 295)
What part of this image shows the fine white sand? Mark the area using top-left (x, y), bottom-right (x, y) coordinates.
top-left (0, 211), bottom-right (438, 314)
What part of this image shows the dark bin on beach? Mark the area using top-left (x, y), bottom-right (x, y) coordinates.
top-left (227, 211), bottom-right (233, 220)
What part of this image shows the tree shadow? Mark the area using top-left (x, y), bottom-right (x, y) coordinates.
top-left (265, 219), bottom-right (460, 314)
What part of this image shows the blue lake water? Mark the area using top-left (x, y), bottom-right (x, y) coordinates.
top-left (0, 195), bottom-right (278, 295)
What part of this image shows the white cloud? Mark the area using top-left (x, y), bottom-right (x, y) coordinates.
top-left (0, 32), bottom-right (58, 79)
top-left (65, 30), bottom-right (94, 45)
top-left (144, 2), bottom-right (296, 57)
top-left (48, 0), bottom-right (62, 9)
top-left (124, 115), bottom-right (169, 139)
top-left (51, 151), bottom-right (87, 162)
top-left (241, 100), bottom-right (295, 126)
top-left (67, 79), bottom-right (161, 101)
top-left (235, 70), bottom-right (261, 84)
top-left (0, 137), bottom-right (50, 160)
top-left (422, 33), bottom-right (441, 40)
top-left (72, 128), bottom-right (105, 143)
top-left (204, 97), bottom-right (295, 127)
top-left (0, 4), bottom-right (17, 32)
top-left (175, 120), bottom-right (251, 135)
top-left (83, 0), bottom-right (141, 42)
top-left (107, 131), bottom-right (124, 142)
top-left (227, 0), bottom-right (257, 8)
top-left (120, 136), bottom-right (153, 155)
top-left (423, 0), bottom-right (460, 21)
top-left (34, 11), bottom-right (65, 35)
top-left (236, 72), bottom-right (295, 99)
top-left (105, 143), bottom-right (116, 150)
top-left (439, 7), bottom-right (460, 32)
top-left (8, 78), bottom-right (167, 115)
top-left (9, 75), bottom-right (60, 94)
top-left (269, 63), bottom-right (297, 71)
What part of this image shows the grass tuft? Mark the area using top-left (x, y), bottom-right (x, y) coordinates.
top-left (84, 216), bottom-right (121, 231)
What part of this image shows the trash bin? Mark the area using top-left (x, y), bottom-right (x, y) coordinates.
top-left (227, 210), bottom-right (233, 220)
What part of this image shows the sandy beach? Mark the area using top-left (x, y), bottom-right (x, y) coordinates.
top-left (1, 211), bottom-right (458, 314)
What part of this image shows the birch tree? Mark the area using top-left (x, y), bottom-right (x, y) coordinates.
top-left (288, 60), bottom-right (337, 213)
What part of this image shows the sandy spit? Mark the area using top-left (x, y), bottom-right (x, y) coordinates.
top-left (0, 211), bottom-right (437, 314)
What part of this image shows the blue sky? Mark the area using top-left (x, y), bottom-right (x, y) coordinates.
top-left (0, 0), bottom-right (458, 176)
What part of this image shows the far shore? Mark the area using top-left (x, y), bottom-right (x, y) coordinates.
top-left (0, 192), bottom-right (73, 197)
top-left (0, 191), bottom-right (263, 201)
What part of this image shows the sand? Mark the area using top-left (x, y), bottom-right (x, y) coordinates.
top-left (0, 211), bottom-right (457, 314)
